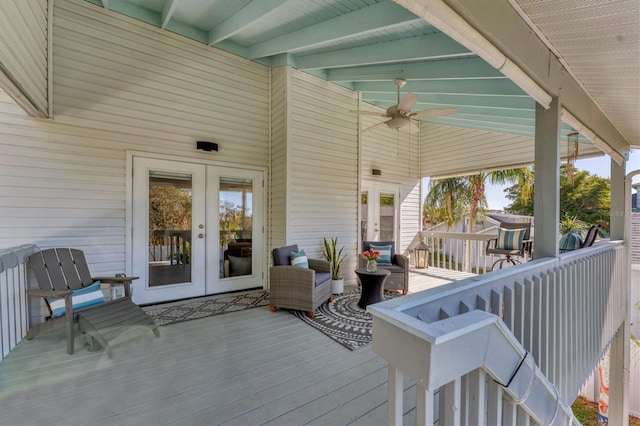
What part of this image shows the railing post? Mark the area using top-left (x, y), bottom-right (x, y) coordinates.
top-left (416, 384), bottom-right (434, 426)
top-left (608, 316), bottom-right (630, 425)
top-left (388, 365), bottom-right (403, 425)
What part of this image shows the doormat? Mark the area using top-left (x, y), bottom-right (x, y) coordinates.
top-left (143, 290), bottom-right (270, 326)
top-left (289, 289), bottom-right (400, 351)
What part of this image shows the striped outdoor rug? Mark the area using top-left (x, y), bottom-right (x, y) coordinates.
top-left (143, 290), bottom-right (270, 326)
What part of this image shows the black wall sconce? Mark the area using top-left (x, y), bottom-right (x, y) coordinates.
top-left (372, 169), bottom-right (382, 176)
top-left (197, 141), bottom-right (218, 152)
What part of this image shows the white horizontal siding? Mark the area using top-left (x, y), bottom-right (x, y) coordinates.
top-left (287, 70), bottom-right (359, 284)
top-left (269, 67), bottom-right (288, 253)
top-left (0, 0), bottom-right (270, 271)
top-left (400, 181), bottom-right (422, 257)
top-left (0, 0), bottom-right (48, 116)
top-left (421, 123), bottom-right (604, 178)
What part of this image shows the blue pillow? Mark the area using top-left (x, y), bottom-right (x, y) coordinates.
top-left (370, 244), bottom-right (392, 265)
top-left (290, 250), bottom-right (309, 268)
top-left (47, 281), bottom-right (106, 318)
top-left (496, 228), bottom-right (526, 250)
top-left (560, 232), bottom-right (582, 251)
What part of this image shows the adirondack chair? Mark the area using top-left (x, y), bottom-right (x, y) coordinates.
top-left (26, 248), bottom-right (159, 357)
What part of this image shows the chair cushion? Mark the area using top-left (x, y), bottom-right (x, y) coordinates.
top-left (315, 272), bottom-right (331, 287)
top-left (363, 241), bottom-right (395, 258)
top-left (228, 255), bottom-right (252, 276)
top-left (272, 245), bottom-right (299, 266)
top-left (47, 281), bottom-right (106, 318)
top-left (560, 232), bottom-right (583, 252)
top-left (375, 264), bottom-right (405, 274)
top-left (290, 250), bottom-right (309, 268)
top-left (370, 243), bottom-right (393, 265)
top-left (495, 228), bottom-right (526, 250)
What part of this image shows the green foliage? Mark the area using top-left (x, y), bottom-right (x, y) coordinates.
top-left (559, 214), bottom-right (588, 234)
top-left (149, 186), bottom-right (192, 245)
top-left (219, 200), bottom-right (252, 245)
top-left (423, 167), bottom-right (531, 229)
top-left (504, 165), bottom-right (610, 232)
top-left (322, 237), bottom-right (346, 280)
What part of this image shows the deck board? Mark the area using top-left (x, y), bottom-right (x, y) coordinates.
top-left (0, 268), bottom-right (471, 425)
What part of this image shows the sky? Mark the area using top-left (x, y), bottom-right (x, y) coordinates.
top-left (424, 149), bottom-right (640, 210)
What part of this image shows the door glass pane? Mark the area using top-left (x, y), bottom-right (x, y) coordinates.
top-left (148, 171), bottom-right (192, 287)
top-left (379, 193), bottom-right (395, 242)
top-left (220, 177), bottom-right (253, 278)
top-left (360, 191), bottom-right (368, 244)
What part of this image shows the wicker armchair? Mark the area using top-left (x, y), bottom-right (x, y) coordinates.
top-left (358, 241), bottom-right (409, 295)
top-left (269, 245), bottom-right (333, 318)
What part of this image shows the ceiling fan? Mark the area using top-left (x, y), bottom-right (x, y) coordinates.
top-left (350, 78), bottom-right (457, 133)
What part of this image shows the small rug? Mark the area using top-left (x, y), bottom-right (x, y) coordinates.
top-left (289, 290), bottom-right (400, 351)
top-left (143, 290), bottom-right (270, 326)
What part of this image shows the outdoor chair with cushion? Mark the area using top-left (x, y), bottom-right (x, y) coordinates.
top-left (486, 222), bottom-right (533, 270)
top-left (358, 241), bottom-right (409, 294)
top-left (269, 245), bottom-right (333, 318)
top-left (560, 223), bottom-right (601, 253)
top-left (26, 248), bottom-right (159, 357)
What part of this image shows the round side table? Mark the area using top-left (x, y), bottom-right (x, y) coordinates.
top-left (354, 267), bottom-right (390, 309)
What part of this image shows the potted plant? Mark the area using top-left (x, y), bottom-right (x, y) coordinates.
top-left (322, 237), bottom-right (347, 294)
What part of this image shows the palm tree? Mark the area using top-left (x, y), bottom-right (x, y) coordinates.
top-left (425, 167), bottom-right (534, 271)
top-left (423, 177), bottom-right (469, 229)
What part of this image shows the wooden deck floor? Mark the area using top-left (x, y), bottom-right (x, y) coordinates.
top-left (0, 268), bottom-right (474, 425)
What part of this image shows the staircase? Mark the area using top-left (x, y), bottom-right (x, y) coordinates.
top-left (369, 242), bottom-right (628, 425)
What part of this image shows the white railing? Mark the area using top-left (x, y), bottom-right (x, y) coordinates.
top-left (419, 230), bottom-right (532, 274)
top-left (370, 242), bottom-right (627, 425)
top-left (0, 244), bottom-right (38, 360)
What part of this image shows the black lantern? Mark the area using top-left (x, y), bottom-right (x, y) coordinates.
top-left (415, 241), bottom-right (429, 269)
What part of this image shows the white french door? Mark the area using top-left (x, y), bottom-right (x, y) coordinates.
top-left (131, 157), bottom-right (264, 304)
top-left (360, 183), bottom-right (400, 246)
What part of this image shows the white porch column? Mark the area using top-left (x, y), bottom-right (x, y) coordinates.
top-left (608, 157), bottom-right (630, 426)
top-left (533, 97), bottom-right (561, 259)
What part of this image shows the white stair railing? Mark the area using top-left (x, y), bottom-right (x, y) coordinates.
top-left (0, 244), bottom-right (38, 360)
top-left (370, 242), bottom-right (627, 425)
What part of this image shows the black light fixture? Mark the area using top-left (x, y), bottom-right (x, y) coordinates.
top-left (197, 141), bottom-right (218, 152)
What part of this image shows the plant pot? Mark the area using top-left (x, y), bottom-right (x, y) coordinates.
top-left (331, 278), bottom-right (344, 294)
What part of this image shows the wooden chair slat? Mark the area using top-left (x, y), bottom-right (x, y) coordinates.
top-left (56, 248), bottom-right (84, 290)
top-left (28, 251), bottom-right (53, 291)
top-left (70, 248), bottom-right (94, 286)
top-left (41, 249), bottom-right (70, 292)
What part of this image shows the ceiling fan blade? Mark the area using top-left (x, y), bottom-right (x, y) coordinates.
top-left (408, 121), bottom-right (420, 134)
top-left (349, 110), bottom-right (388, 117)
top-left (362, 121), bottom-right (389, 132)
top-left (397, 92), bottom-right (418, 113)
top-left (410, 108), bottom-right (457, 119)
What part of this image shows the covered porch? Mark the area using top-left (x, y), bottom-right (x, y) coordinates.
top-left (0, 268), bottom-right (472, 426)
top-left (0, 0), bottom-right (637, 424)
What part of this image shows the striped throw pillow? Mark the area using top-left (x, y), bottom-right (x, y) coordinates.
top-left (290, 250), bottom-right (309, 268)
top-left (47, 281), bottom-right (106, 319)
top-left (495, 228), bottom-right (526, 251)
top-left (370, 244), bottom-right (393, 265)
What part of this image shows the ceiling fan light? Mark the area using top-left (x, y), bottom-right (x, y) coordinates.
top-left (386, 116), bottom-right (410, 130)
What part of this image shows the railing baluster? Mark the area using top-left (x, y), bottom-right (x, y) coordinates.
top-left (439, 378), bottom-right (461, 425)
top-left (370, 243), bottom-right (627, 425)
top-left (0, 245), bottom-right (38, 360)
